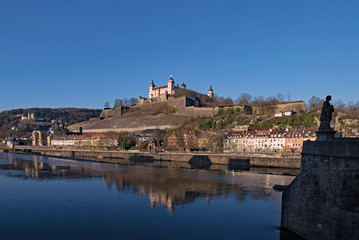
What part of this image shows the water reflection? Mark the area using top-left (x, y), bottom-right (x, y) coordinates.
top-left (0, 153), bottom-right (294, 213)
top-left (0, 153), bottom-right (297, 240)
top-left (103, 167), bottom-right (295, 213)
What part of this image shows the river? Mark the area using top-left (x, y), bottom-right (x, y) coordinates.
top-left (0, 153), bottom-right (296, 240)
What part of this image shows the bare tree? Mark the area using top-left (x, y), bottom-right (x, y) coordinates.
top-left (287, 93), bottom-right (292, 102)
top-left (235, 93), bottom-right (252, 105)
top-left (266, 96), bottom-right (279, 104)
top-left (253, 96), bottom-right (265, 104)
top-left (175, 130), bottom-right (185, 151)
top-left (223, 97), bottom-right (234, 106)
top-left (104, 101), bottom-right (110, 109)
top-left (346, 101), bottom-right (359, 118)
top-left (114, 99), bottom-right (120, 107)
top-left (334, 99), bottom-right (345, 113)
top-left (208, 134), bottom-right (223, 152)
top-left (130, 97), bottom-right (138, 106)
top-left (308, 96), bottom-right (323, 111)
top-left (200, 95), bottom-right (209, 105)
top-left (276, 93), bottom-right (285, 102)
top-left (123, 98), bottom-right (130, 106)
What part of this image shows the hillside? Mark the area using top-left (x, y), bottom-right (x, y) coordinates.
top-left (68, 101), bottom-right (193, 133)
top-left (67, 97), bottom-right (358, 138)
top-left (69, 98), bottom-right (316, 134)
top-left (0, 108), bottom-right (101, 138)
top-left (177, 110), bottom-right (318, 133)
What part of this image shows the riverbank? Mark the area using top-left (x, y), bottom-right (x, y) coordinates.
top-left (0, 145), bottom-right (301, 169)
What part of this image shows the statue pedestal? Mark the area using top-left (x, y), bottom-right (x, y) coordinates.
top-left (316, 130), bottom-right (336, 141)
top-left (281, 138), bottom-right (359, 240)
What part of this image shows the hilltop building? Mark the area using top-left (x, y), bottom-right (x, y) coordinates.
top-left (139, 76), bottom-right (213, 105)
top-left (149, 76), bottom-right (178, 99)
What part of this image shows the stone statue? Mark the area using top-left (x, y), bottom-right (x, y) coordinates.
top-left (319, 95), bottom-right (334, 131)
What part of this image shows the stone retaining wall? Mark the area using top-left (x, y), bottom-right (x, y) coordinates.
top-left (5, 146), bottom-right (301, 169)
top-left (281, 138), bottom-right (359, 239)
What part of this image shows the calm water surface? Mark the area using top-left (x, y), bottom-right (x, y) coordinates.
top-left (0, 153), bottom-right (295, 240)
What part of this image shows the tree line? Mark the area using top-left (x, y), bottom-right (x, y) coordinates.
top-left (307, 96), bottom-right (359, 118)
top-left (104, 97), bottom-right (139, 108)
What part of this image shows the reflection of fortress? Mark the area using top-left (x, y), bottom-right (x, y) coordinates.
top-left (103, 167), bottom-right (293, 213)
top-left (149, 191), bottom-right (174, 212)
top-left (103, 168), bottom-right (221, 212)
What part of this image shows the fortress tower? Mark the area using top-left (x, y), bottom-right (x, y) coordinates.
top-left (149, 80), bottom-right (155, 98)
top-left (167, 76), bottom-right (175, 95)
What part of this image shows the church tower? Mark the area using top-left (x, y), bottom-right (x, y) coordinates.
top-left (207, 85), bottom-right (214, 98)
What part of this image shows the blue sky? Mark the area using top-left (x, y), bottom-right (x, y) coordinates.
top-left (0, 0), bottom-right (358, 111)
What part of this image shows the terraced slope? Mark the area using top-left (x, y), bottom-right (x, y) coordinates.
top-left (69, 102), bottom-right (192, 133)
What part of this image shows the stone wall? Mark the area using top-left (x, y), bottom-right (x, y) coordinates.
top-left (7, 145), bottom-right (300, 169)
top-left (82, 125), bottom-right (178, 133)
top-left (167, 97), bottom-right (215, 117)
top-left (281, 138), bottom-right (359, 239)
top-left (252, 101), bottom-right (307, 115)
top-left (274, 101), bottom-right (307, 113)
top-left (99, 106), bottom-right (129, 119)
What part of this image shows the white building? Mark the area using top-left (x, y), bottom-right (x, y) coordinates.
top-left (268, 130), bottom-right (286, 151)
top-left (51, 139), bottom-right (80, 147)
top-left (224, 129), bottom-right (286, 153)
top-left (275, 110), bottom-right (296, 117)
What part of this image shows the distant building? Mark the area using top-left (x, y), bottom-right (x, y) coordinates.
top-left (268, 130), bottom-right (286, 151)
top-left (74, 134), bottom-right (119, 147)
top-left (6, 138), bottom-right (32, 148)
top-left (32, 126), bottom-right (52, 146)
top-left (21, 113), bottom-right (35, 120)
top-left (51, 138), bottom-right (79, 147)
top-left (285, 131), bottom-right (303, 151)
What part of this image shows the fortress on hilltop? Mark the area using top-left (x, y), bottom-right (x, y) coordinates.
top-left (139, 76), bottom-right (214, 105)
top-left (67, 75), bottom-right (307, 134)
